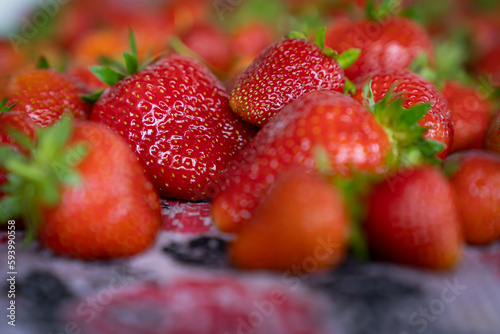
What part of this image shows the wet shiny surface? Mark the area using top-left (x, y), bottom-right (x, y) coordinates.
top-left (213, 90), bottom-right (391, 232)
top-left (230, 38), bottom-right (345, 126)
top-left (91, 54), bottom-right (255, 200)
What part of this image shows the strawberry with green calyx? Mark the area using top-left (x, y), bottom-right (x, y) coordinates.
top-left (485, 109), bottom-right (500, 153)
top-left (5, 59), bottom-right (91, 127)
top-left (325, 5), bottom-right (434, 80)
top-left (90, 32), bottom-right (256, 201)
top-left (0, 117), bottom-right (162, 258)
top-left (409, 39), bottom-right (496, 153)
top-left (353, 69), bottom-right (453, 159)
top-left (229, 28), bottom-right (360, 126)
top-left (444, 150), bottom-right (500, 245)
top-left (212, 88), bottom-right (443, 233)
top-left (360, 82), bottom-right (445, 167)
top-left (364, 166), bottom-right (464, 270)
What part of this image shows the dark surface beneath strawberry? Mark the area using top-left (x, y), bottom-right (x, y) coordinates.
top-left (3, 234), bottom-right (500, 334)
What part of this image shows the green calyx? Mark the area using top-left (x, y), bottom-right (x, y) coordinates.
top-left (410, 31), bottom-right (472, 90)
top-left (362, 81), bottom-right (444, 168)
top-left (307, 27), bottom-right (361, 71)
top-left (88, 29), bottom-right (155, 102)
top-left (0, 98), bottom-right (16, 113)
top-left (365, 0), bottom-right (403, 21)
top-left (36, 56), bottom-right (50, 70)
top-left (0, 117), bottom-right (88, 245)
top-left (314, 146), bottom-right (375, 263)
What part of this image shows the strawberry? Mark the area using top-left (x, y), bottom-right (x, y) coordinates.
top-left (229, 31), bottom-right (355, 126)
top-left (0, 102), bottom-right (36, 199)
top-left (5, 68), bottom-right (90, 127)
top-left (90, 38), bottom-right (256, 201)
top-left (231, 22), bottom-right (277, 60)
top-left (485, 109), bottom-right (500, 153)
top-left (0, 102), bottom-right (36, 149)
top-left (212, 89), bottom-right (443, 232)
top-left (325, 17), bottom-right (434, 80)
top-left (66, 277), bottom-right (327, 334)
top-left (230, 169), bottom-right (350, 271)
top-left (0, 117), bottom-right (161, 259)
top-left (442, 81), bottom-right (493, 153)
top-left (444, 150), bottom-right (500, 245)
top-left (476, 45), bottom-right (500, 87)
top-left (364, 167), bottom-right (463, 270)
top-left (180, 25), bottom-right (233, 73)
top-left (353, 69), bottom-right (453, 158)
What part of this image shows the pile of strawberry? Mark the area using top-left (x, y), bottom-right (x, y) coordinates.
top-left (1, 0), bottom-right (500, 331)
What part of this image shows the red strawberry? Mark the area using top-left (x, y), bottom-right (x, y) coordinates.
top-left (476, 45), bottom-right (500, 87)
top-left (66, 277), bottom-right (327, 334)
top-left (364, 167), bottom-right (463, 270)
top-left (230, 169), bottom-right (350, 271)
top-left (0, 118), bottom-right (161, 259)
top-left (325, 17), bottom-right (434, 80)
top-left (5, 68), bottom-right (90, 127)
top-left (442, 81), bottom-right (493, 153)
top-left (231, 22), bottom-right (277, 60)
top-left (353, 69), bottom-right (453, 158)
top-left (212, 89), bottom-right (442, 232)
top-left (90, 50), bottom-right (256, 201)
top-left (229, 33), bottom-right (349, 126)
top-left (0, 105), bottom-right (36, 149)
top-left (180, 25), bottom-right (233, 72)
top-left (444, 150), bottom-right (500, 245)
top-left (0, 104), bottom-right (36, 199)
top-left (485, 109), bottom-right (500, 153)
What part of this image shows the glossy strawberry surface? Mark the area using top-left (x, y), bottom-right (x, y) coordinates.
top-left (326, 18), bottom-right (434, 80)
top-left (353, 69), bottom-right (453, 158)
top-left (5, 69), bottom-right (90, 127)
top-left (91, 54), bottom-right (256, 200)
top-left (230, 38), bottom-right (345, 126)
top-left (213, 90), bottom-right (390, 232)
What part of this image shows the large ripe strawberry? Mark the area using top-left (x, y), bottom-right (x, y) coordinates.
top-left (485, 109), bottom-right (500, 153)
top-left (5, 68), bottom-right (90, 127)
top-left (364, 167), bottom-right (463, 270)
top-left (0, 117), bottom-right (161, 259)
top-left (444, 150), bottom-right (500, 245)
top-left (325, 17), bottom-right (434, 80)
top-left (212, 89), bottom-right (443, 232)
top-left (353, 69), bottom-right (453, 158)
top-left (230, 169), bottom-right (350, 271)
top-left (90, 39), bottom-right (256, 201)
top-left (442, 81), bottom-right (493, 153)
top-left (66, 277), bottom-right (327, 334)
top-left (229, 31), bottom-right (356, 126)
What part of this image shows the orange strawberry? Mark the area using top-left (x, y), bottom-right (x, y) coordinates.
top-left (230, 169), bottom-right (350, 271)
